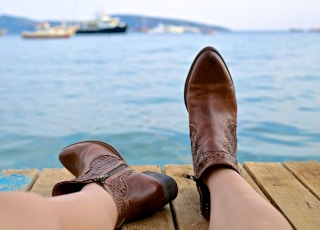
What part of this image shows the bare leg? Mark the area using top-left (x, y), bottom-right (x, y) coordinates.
top-left (0, 183), bottom-right (117, 230)
top-left (205, 168), bottom-right (293, 230)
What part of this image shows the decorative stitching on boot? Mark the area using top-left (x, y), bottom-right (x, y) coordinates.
top-left (76, 155), bottom-right (121, 181)
top-left (107, 170), bottom-right (133, 227)
top-left (190, 121), bottom-right (238, 179)
top-left (223, 120), bottom-right (237, 158)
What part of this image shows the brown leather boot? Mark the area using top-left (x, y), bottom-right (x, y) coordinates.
top-left (52, 140), bottom-right (178, 229)
top-left (184, 46), bottom-right (240, 220)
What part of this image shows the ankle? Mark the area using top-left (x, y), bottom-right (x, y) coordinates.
top-left (204, 167), bottom-right (239, 187)
top-left (82, 183), bottom-right (116, 205)
top-left (82, 183), bottom-right (118, 227)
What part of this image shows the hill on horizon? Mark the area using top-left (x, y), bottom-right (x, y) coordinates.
top-left (0, 14), bottom-right (230, 34)
top-left (113, 14), bottom-right (230, 32)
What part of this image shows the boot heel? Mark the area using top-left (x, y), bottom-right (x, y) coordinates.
top-left (143, 171), bottom-right (178, 204)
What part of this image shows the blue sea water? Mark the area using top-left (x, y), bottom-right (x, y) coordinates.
top-left (0, 32), bottom-right (319, 170)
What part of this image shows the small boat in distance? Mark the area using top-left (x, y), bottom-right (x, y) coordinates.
top-left (21, 22), bottom-right (78, 39)
top-left (147, 23), bottom-right (201, 34)
top-left (148, 23), bottom-right (185, 34)
top-left (76, 14), bottom-right (127, 34)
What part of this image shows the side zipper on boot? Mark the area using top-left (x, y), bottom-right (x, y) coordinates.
top-left (93, 164), bottom-right (128, 184)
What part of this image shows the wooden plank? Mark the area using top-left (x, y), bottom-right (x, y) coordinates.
top-left (122, 206), bottom-right (174, 230)
top-left (164, 164), bottom-right (209, 230)
top-left (122, 165), bottom-right (175, 230)
top-left (0, 169), bottom-right (39, 192)
top-left (284, 161), bottom-right (320, 200)
top-left (30, 168), bottom-right (74, 197)
top-left (240, 165), bottom-right (269, 201)
top-left (244, 162), bottom-right (320, 230)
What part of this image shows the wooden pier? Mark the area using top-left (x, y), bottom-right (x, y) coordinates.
top-left (1, 161), bottom-right (320, 229)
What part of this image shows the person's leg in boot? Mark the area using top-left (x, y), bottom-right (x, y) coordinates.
top-left (205, 168), bottom-right (293, 230)
top-left (53, 140), bottom-right (178, 228)
top-left (0, 183), bottom-right (117, 230)
top-left (0, 140), bottom-right (178, 230)
top-left (184, 46), bottom-right (292, 230)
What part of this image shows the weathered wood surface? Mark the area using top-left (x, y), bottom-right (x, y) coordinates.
top-left (1, 161), bottom-right (319, 230)
top-left (244, 161), bottom-right (320, 230)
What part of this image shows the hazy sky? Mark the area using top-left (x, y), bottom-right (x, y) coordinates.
top-left (1, 0), bottom-right (319, 30)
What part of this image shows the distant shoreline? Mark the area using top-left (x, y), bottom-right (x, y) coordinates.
top-left (0, 13), bottom-right (230, 34)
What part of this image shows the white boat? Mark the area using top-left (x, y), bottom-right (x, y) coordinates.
top-left (76, 14), bottom-right (127, 34)
top-left (148, 23), bottom-right (201, 34)
top-left (21, 22), bottom-right (78, 39)
top-left (148, 23), bottom-right (185, 34)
